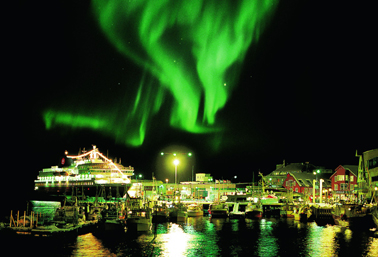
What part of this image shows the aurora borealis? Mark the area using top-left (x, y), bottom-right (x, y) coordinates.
top-left (43, 0), bottom-right (277, 148)
top-left (12, 0), bottom-right (375, 186)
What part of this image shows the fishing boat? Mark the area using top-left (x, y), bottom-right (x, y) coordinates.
top-left (168, 203), bottom-right (187, 222)
top-left (152, 204), bottom-right (169, 223)
top-left (209, 202), bottom-right (229, 218)
top-left (331, 203), bottom-right (371, 228)
top-left (99, 205), bottom-right (127, 233)
top-left (126, 198), bottom-right (152, 232)
top-left (127, 208), bottom-right (152, 232)
top-left (187, 204), bottom-right (203, 217)
top-left (245, 202), bottom-right (263, 219)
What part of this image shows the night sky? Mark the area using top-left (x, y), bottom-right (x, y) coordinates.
top-left (7, 1), bottom-right (375, 207)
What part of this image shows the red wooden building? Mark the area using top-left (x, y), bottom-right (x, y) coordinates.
top-left (330, 165), bottom-right (358, 201)
top-left (283, 172), bottom-right (332, 202)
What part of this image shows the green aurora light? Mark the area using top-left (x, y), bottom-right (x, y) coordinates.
top-left (44, 0), bottom-right (277, 147)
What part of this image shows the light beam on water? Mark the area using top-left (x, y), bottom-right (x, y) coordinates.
top-left (44, 0), bottom-right (277, 147)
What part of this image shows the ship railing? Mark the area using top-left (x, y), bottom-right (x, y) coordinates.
top-left (8, 210), bottom-right (48, 229)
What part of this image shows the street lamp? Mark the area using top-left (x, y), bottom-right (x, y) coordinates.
top-left (173, 159), bottom-right (179, 200)
top-left (319, 179), bottom-right (324, 204)
top-left (174, 159), bottom-right (179, 185)
top-left (313, 170), bottom-right (320, 203)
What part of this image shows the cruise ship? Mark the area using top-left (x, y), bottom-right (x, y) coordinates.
top-left (34, 145), bottom-right (134, 197)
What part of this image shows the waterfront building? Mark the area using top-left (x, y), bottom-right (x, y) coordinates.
top-left (330, 165), bottom-right (358, 201)
top-left (195, 173), bottom-right (213, 182)
top-left (283, 172), bottom-right (331, 202)
top-left (356, 149), bottom-right (378, 200)
top-left (265, 161), bottom-right (329, 189)
top-left (127, 179), bottom-right (236, 202)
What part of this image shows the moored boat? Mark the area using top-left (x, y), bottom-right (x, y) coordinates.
top-left (127, 208), bottom-right (152, 232)
top-left (126, 197), bottom-right (152, 232)
top-left (332, 203), bottom-right (371, 228)
top-left (99, 205), bottom-right (127, 233)
top-left (245, 202), bottom-right (263, 219)
top-left (152, 204), bottom-right (169, 223)
top-left (187, 204), bottom-right (203, 217)
top-left (209, 202), bottom-right (229, 218)
top-left (168, 203), bottom-right (187, 222)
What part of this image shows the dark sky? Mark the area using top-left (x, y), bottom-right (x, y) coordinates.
top-left (8, 1), bottom-right (376, 203)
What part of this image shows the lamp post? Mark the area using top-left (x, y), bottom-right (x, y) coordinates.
top-left (174, 159), bottom-right (179, 186)
top-left (173, 159), bottom-right (179, 201)
top-left (319, 179), bottom-right (324, 204)
top-left (313, 170), bottom-right (320, 203)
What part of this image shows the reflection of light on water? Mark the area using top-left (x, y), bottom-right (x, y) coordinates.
top-left (231, 219), bottom-right (239, 232)
top-left (366, 237), bottom-right (378, 257)
top-left (183, 217), bottom-right (220, 256)
top-left (158, 223), bottom-right (192, 256)
top-left (71, 233), bottom-right (116, 257)
top-left (210, 217), bottom-right (227, 231)
top-left (306, 223), bottom-right (338, 257)
top-left (344, 228), bottom-right (352, 242)
top-left (257, 219), bottom-right (278, 257)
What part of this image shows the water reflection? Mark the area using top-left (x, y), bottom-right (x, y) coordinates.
top-left (71, 233), bottom-right (116, 257)
top-left (257, 219), bottom-right (278, 257)
top-left (366, 237), bottom-right (378, 257)
top-left (306, 223), bottom-right (338, 257)
top-left (57, 217), bottom-right (378, 256)
top-left (186, 217), bottom-right (220, 256)
top-left (156, 223), bottom-right (192, 256)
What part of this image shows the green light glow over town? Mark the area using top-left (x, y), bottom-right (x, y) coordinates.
top-left (43, 0), bottom-right (277, 147)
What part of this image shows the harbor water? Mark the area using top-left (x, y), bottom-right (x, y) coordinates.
top-left (5, 216), bottom-right (378, 257)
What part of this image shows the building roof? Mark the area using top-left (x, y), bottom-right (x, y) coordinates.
top-left (287, 172), bottom-right (332, 188)
top-left (342, 165), bottom-right (358, 175)
top-left (330, 165), bottom-right (358, 178)
top-left (268, 162), bottom-right (320, 176)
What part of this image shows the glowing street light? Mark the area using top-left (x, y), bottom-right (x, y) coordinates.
top-left (160, 151), bottom-right (192, 185)
top-left (319, 179), bottom-right (324, 204)
top-left (174, 159), bottom-right (179, 186)
top-left (160, 152), bottom-right (192, 157)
